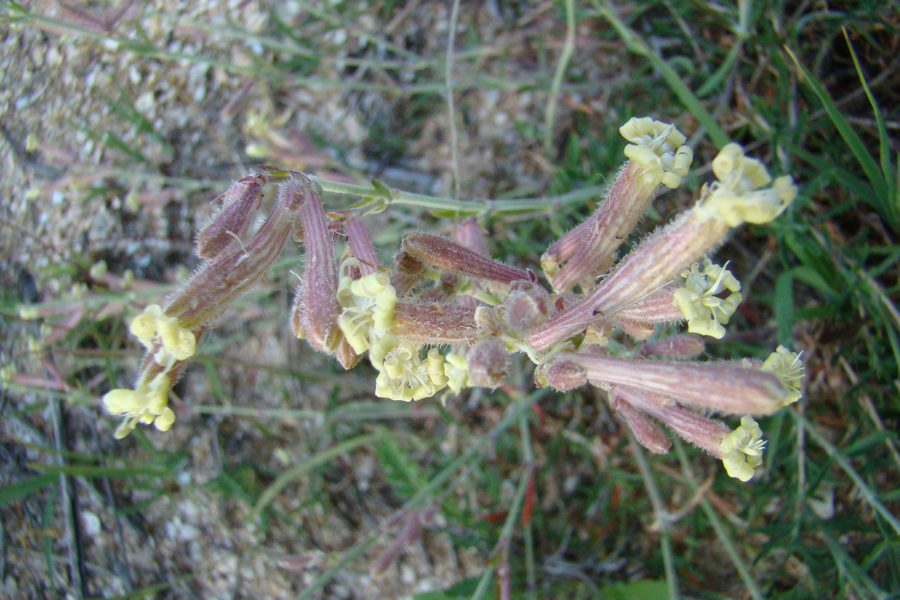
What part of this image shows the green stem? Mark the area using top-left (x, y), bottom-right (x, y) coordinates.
top-left (673, 440), bottom-right (763, 600)
top-left (544, 0), bottom-right (576, 156)
top-left (470, 564), bottom-right (496, 600)
top-left (309, 175), bottom-right (607, 216)
top-left (627, 428), bottom-right (679, 600)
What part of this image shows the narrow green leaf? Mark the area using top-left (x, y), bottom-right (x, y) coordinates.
top-left (30, 463), bottom-right (172, 478)
top-left (696, 41), bottom-right (741, 98)
top-left (599, 580), bottom-right (670, 600)
top-left (252, 431), bottom-right (382, 520)
top-left (0, 474), bottom-right (57, 507)
top-left (375, 435), bottom-right (427, 498)
top-left (784, 46), bottom-right (891, 214)
top-left (843, 29), bottom-right (893, 198)
top-left (775, 270), bottom-right (795, 346)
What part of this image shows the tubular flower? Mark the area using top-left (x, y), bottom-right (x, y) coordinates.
top-left (336, 261), bottom-right (397, 355)
top-left (129, 304), bottom-right (196, 366)
top-left (719, 416), bottom-right (766, 482)
top-left (620, 117), bottom-right (694, 189)
top-left (103, 373), bottom-right (175, 439)
top-left (548, 118), bottom-right (694, 293)
top-left (552, 352), bottom-right (790, 415)
top-left (701, 144), bottom-right (798, 227)
top-left (761, 346), bottom-right (805, 405)
top-left (373, 341), bottom-right (447, 402)
top-left (673, 259), bottom-right (743, 339)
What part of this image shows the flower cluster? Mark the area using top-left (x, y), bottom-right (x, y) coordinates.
top-left (101, 118), bottom-right (806, 482)
top-left (334, 263), bottom-right (470, 401)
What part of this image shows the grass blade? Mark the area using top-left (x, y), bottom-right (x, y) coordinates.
top-left (251, 431), bottom-right (383, 520)
top-left (0, 473), bottom-right (57, 508)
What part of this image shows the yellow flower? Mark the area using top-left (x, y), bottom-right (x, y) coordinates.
top-left (444, 353), bottom-right (471, 395)
top-left (761, 345), bottom-right (805, 405)
top-left (620, 117), bottom-right (693, 189)
top-left (373, 342), bottom-right (447, 402)
top-left (336, 264), bottom-right (397, 355)
top-left (720, 416), bottom-right (765, 482)
top-left (673, 259), bottom-right (743, 339)
top-left (102, 373), bottom-right (175, 439)
top-left (702, 144), bottom-right (798, 227)
top-left (129, 304), bottom-right (196, 365)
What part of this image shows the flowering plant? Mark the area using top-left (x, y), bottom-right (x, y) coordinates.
top-left (103, 117), bottom-right (804, 482)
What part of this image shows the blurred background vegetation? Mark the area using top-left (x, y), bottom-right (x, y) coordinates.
top-left (1, 0), bottom-right (898, 598)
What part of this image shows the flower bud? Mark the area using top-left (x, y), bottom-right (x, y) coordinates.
top-left (344, 218), bottom-right (380, 276)
top-left (392, 301), bottom-right (479, 345)
top-left (613, 386), bottom-right (729, 456)
top-left (639, 335), bottom-right (705, 358)
top-left (335, 337), bottom-right (362, 370)
top-left (614, 397), bottom-right (671, 454)
top-left (614, 318), bottom-right (655, 340)
top-left (545, 359), bottom-right (586, 391)
top-left (453, 215), bottom-right (491, 257)
top-left (466, 338), bottom-right (509, 389)
top-left (196, 175), bottom-right (263, 259)
top-left (402, 233), bottom-right (532, 286)
top-left (503, 281), bottom-right (553, 336)
top-left (288, 177), bottom-right (342, 353)
top-left (541, 220), bottom-right (590, 279)
top-left (290, 283), bottom-right (306, 339)
top-left (390, 251), bottom-right (425, 297)
top-left (165, 176), bottom-right (304, 330)
top-left (613, 284), bottom-right (682, 324)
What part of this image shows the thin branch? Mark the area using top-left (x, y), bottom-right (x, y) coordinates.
top-left (308, 174), bottom-right (608, 216)
top-left (445, 0), bottom-right (462, 200)
top-left (626, 428), bottom-right (680, 600)
top-left (544, 0), bottom-right (576, 156)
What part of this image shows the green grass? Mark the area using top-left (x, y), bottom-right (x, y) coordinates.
top-left (1, 0), bottom-right (898, 598)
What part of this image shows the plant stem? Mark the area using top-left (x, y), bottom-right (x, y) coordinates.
top-left (544, 0), bottom-right (576, 156)
top-left (309, 175), bottom-right (608, 216)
